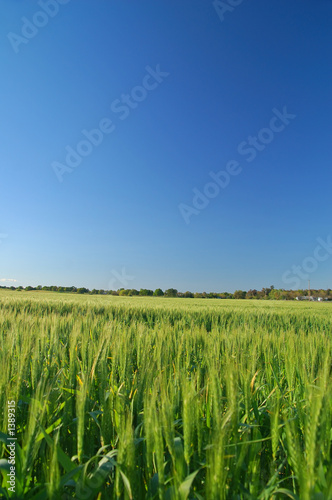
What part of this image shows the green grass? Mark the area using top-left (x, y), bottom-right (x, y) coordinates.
top-left (0, 290), bottom-right (331, 499)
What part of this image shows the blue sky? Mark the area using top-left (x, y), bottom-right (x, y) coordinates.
top-left (1, 0), bottom-right (331, 292)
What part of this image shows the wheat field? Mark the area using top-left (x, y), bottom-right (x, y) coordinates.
top-left (0, 290), bottom-right (331, 499)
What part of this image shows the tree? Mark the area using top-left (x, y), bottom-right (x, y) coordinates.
top-left (261, 286), bottom-right (274, 298)
top-left (139, 289), bottom-right (153, 296)
top-left (184, 291), bottom-right (194, 298)
top-left (233, 290), bottom-right (246, 300)
top-left (269, 289), bottom-right (283, 300)
top-left (164, 288), bottom-right (178, 297)
top-left (153, 288), bottom-right (164, 296)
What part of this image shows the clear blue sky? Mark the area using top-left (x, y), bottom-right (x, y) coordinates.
top-left (1, 0), bottom-right (331, 292)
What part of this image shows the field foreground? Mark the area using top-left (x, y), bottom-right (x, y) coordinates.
top-left (0, 291), bottom-right (331, 499)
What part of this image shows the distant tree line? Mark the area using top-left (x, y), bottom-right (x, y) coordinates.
top-left (1, 284), bottom-right (332, 300)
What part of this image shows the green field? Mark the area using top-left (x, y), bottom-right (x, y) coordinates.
top-left (0, 290), bottom-right (331, 499)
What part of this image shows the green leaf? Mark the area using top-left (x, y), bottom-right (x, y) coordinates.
top-left (0, 432), bottom-right (11, 445)
top-left (174, 437), bottom-right (186, 483)
top-left (194, 492), bottom-right (205, 500)
top-left (273, 489), bottom-right (299, 499)
top-left (147, 473), bottom-right (159, 498)
top-left (38, 425), bottom-right (76, 473)
top-left (206, 389), bottom-right (211, 429)
top-left (35, 418), bottom-right (62, 443)
top-left (0, 460), bottom-right (10, 473)
top-left (27, 488), bottom-right (49, 500)
top-left (178, 469), bottom-right (200, 500)
top-left (74, 451), bottom-right (117, 500)
top-left (120, 470), bottom-right (133, 499)
top-left (59, 465), bottom-right (83, 488)
top-left (0, 486), bottom-right (9, 499)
